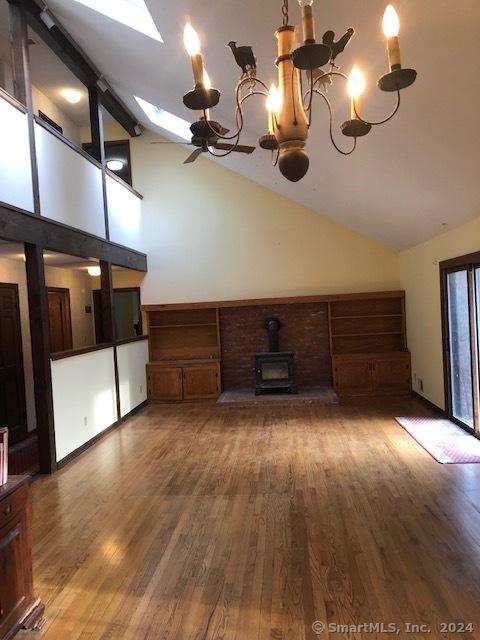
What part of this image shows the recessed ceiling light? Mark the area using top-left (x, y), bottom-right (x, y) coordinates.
top-left (134, 96), bottom-right (191, 140)
top-left (71, 0), bottom-right (163, 43)
top-left (87, 266), bottom-right (102, 277)
top-left (60, 88), bottom-right (83, 104)
top-left (107, 159), bottom-right (125, 171)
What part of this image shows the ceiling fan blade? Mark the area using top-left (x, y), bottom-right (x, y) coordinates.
top-left (183, 148), bottom-right (203, 164)
top-left (150, 141), bottom-right (192, 145)
top-left (213, 143), bottom-right (255, 154)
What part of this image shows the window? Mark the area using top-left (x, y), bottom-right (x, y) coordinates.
top-left (441, 255), bottom-right (480, 433)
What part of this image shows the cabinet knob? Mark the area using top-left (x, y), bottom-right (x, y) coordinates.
top-left (3, 504), bottom-right (11, 516)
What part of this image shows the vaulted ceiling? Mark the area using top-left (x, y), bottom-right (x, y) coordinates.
top-left (46, 0), bottom-right (480, 250)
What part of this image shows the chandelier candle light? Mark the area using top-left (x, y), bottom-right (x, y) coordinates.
top-left (182, 1), bottom-right (417, 182)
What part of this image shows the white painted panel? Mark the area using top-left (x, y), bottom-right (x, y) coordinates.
top-left (117, 339), bottom-right (148, 418)
top-left (52, 347), bottom-right (117, 461)
top-left (106, 175), bottom-right (143, 251)
top-left (35, 123), bottom-right (106, 237)
top-left (0, 96), bottom-right (34, 212)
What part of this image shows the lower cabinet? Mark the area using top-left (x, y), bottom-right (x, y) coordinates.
top-left (147, 361), bottom-right (221, 402)
top-left (333, 352), bottom-right (411, 397)
top-left (0, 478), bottom-right (43, 640)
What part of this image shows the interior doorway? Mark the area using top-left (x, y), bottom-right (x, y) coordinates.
top-left (442, 259), bottom-right (480, 434)
top-left (47, 287), bottom-right (73, 353)
top-left (0, 283), bottom-right (28, 445)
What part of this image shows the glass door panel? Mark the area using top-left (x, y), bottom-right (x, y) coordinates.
top-left (447, 270), bottom-right (474, 429)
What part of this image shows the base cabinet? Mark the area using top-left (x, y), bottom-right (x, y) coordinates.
top-left (0, 478), bottom-right (43, 640)
top-left (333, 353), bottom-right (411, 397)
top-left (148, 362), bottom-right (220, 402)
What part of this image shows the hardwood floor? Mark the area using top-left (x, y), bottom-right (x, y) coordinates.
top-left (20, 398), bottom-right (480, 639)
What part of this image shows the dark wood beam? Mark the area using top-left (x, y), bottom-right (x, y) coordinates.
top-left (0, 202), bottom-right (147, 271)
top-left (18, 0), bottom-right (141, 137)
top-left (8, 1), bottom-right (40, 213)
top-left (89, 87), bottom-right (110, 239)
top-left (100, 261), bottom-right (122, 421)
top-left (24, 243), bottom-right (57, 474)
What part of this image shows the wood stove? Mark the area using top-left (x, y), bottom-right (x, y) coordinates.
top-left (254, 317), bottom-right (297, 395)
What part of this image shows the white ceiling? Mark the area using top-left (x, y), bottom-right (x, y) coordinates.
top-left (21, 2), bottom-right (480, 248)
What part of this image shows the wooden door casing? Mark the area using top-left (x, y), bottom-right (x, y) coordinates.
top-left (0, 284), bottom-right (27, 445)
top-left (47, 288), bottom-right (73, 354)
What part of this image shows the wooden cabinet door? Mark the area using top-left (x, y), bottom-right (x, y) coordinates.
top-left (333, 359), bottom-right (373, 396)
top-left (0, 512), bottom-right (30, 638)
top-left (147, 367), bottom-right (183, 401)
top-left (372, 355), bottom-right (411, 395)
top-left (183, 364), bottom-right (220, 400)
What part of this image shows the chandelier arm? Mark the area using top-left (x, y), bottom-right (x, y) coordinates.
top-left (353, 89), bottom-right (401, 126)
top-left (314, 89), bottom-right (357, 156)
top-left (201, 76), bottom-right (270, 141)
top-left (305, 70), bottom-right (314, 127)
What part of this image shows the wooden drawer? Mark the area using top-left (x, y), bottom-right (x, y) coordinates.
top-left (0, 482), bottom-right (28, 530)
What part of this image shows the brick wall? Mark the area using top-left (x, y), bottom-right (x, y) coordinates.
top-left (220, 302), bottom-right (331, 389)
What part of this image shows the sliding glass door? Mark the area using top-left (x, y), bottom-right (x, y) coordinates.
top-left (442, 259), bottom-right (480, 433)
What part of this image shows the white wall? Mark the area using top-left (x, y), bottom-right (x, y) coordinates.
top-left (35, 122), bottom-right (106, 238)
top-left (52, 347), bottom-right (117, 461)
top-left (131, 131), bottom-right (401, 305)
top-left (106, 175), bottom-right (143, 251)
top-left (31, 85), bottom-right (81, 145)
top-left (117, 339), bottom-right (148, 417)
top-left (0, 96), bottom-right (34, 212)
top-left (400, 216), bottom-right (480, 409)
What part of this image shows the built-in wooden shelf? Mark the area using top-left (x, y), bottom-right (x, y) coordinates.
top-left (331, 331), bottom-right (403, 338)
top-left (330, 314), bottom-right (403, 320)
top-left (149, 323), bottom-right (218, 329)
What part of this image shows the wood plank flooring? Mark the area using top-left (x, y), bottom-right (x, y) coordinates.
top-left (20, 398), bottom-right (480, 639)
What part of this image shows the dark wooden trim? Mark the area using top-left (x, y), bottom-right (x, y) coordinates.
top-left (105, 168), bottom-right (144, 200)
top-left (0, 282), bottom-right (28, 444)
top-left (50, 342), bottom-right (114, 361)
top-left (56, 399), bottom-right (148, 469)
top-left (99, 261), bottom-right (122, 420)
top-left (0, 201), bottom-right (147, 270)
top-left (0, 86), bottom-right (27, 113)
top-left (9, 1), bottom-right (40, 214)
top-left (22, 0), bottom-right (141, 138)
top-left (24, 243), bottom-right (57, 474)
top-left (88, 87), bottom-right (110, 239)
top-left (37, 110), bottom-right (63, 134)
top-left (33, 115), bottom-right (103, 169)
top-left (412, 391), bottom-right (445, 416)
top-left (116, 335), bottom-right (148, 347)
top-left (439, 266), bottom-right (452, 424)
top-left (142, 290), bottom-right (406, 312)
top-left (440, 251), bottom-right (480, 271)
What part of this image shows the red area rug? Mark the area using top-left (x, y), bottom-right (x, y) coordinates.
top-left (396, 417), bottom-right (480, 464)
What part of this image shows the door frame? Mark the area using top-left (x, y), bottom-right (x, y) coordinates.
top-left (46, 287), bottom-right (73, 353)
top-left (0, 282), bottom-right (28, 444)
top-left (440, 254), bottom-right (480, 434)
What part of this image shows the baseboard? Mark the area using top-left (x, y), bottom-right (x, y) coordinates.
top-left (56, 399), bottom-right (148, 470)
top-left (412, 391), bottom-right (446, 416)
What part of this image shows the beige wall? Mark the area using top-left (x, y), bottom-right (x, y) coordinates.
top-left (400, 216), bottom-right (480, 409)
top-left (0, 256), bottom-right (97, 433)
top-left (130, 131), bottom-right (401, 305)
top-left (45, 265), bottom-right (96, 349)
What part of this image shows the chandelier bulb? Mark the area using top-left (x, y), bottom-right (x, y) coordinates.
top-left (184, 23), bottom-right (201, 56)
top-left (348, 66), bottom-right (366, 99)
top-left (383, 5), bottom-right (400, 38)
top-left (203, 69), bottom-right (212, 90)
top-left (298, 0), bottom-right (313, 6)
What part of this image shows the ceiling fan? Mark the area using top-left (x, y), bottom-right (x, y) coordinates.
top-left (151, 119), bottom-right (255, 164)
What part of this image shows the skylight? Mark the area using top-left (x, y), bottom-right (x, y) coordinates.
top-left (71, 0), bottom-right (163, 43)
top-left (135, 97), bottom-right (192, 141)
